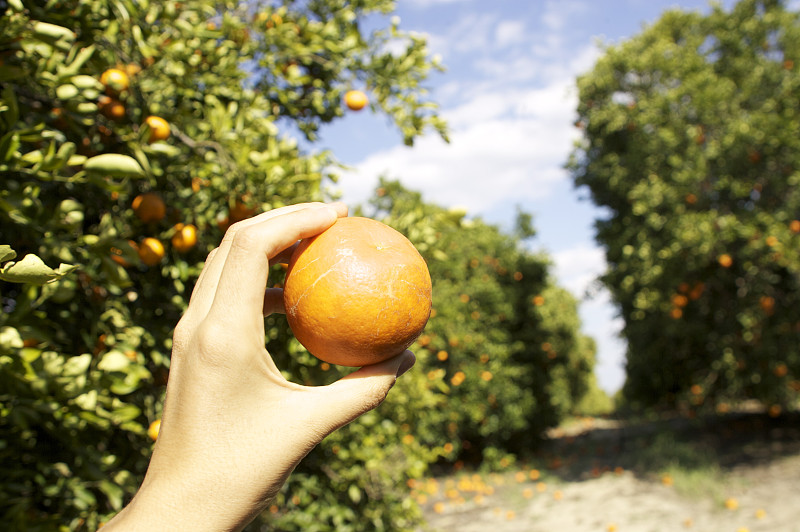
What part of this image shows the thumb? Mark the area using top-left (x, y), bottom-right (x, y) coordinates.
top-left (312, 351), bottom-right (416, 435)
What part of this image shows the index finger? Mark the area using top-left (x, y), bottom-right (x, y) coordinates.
top-left (205, 205), bottom-right (345, 330)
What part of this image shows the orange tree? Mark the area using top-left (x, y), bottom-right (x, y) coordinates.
top-left (0, 0), bottom-right (447, 530)
top-left (569, 0), bottom-right (800, 411)
top-left (359, 180), bottom-right (598, 466)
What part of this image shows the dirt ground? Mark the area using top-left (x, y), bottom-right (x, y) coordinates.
top-left (417, 411), bottom-right (800, 532)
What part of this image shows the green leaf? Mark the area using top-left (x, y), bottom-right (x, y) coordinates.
top-left (347, 484), bottom-right (362, 503)
top-left (63, 354), bottom-right (92, 377)
top-left (0, 253), bottom-right (76, 285)
top-left (97, 351), bottom-right (130, 372)
top-left (0, 245), bottom-right (16, 263)
top-left (0, 326), bottom-right (24, 350)
top-left (56, 84), bottom-right (79, 100)
top-left (0, 132), bottom-right (20, 162)
top-left (111, 404), bottom-right (141, 424)
top-left (84, 153), bottom-right (145, 177)
top-left (98, 480), bottom-right (125, 511)
top-left (31, 22), bottom-right (76, 46)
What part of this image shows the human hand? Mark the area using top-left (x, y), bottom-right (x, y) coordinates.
top-left (104, 202), bottom-right (416, 531)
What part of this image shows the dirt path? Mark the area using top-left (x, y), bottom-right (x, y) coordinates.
top-left (417, 411), bottom-right (800, 532)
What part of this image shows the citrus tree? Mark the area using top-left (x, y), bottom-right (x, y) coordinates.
top-left (0, 0), bottom-right (447, 529)
top-left (569, 0), bottom-right (800, 411)
top-left (362, 180), bottom-right (599, 465)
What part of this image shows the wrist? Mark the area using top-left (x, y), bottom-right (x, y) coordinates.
top-left (102, 472), bottom-right (255, 532)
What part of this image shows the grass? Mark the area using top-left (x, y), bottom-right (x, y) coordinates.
top-left (629, 430), bottom-right (737, 505)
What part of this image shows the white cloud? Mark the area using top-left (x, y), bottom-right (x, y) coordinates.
top-left (330, 0), bottom-right (624, 392)
top-left (425, 12), bottom-right (499, 57)
top-left (404, 0), bottom-right (471, 5)
top-left (541, 0), bottom-right (588, 32)
top-left (495, 20), bottom-right (526, 48)
top-left (333, 79), bottom-right (580, 214)
top-left (551, 243), bottom-right (605, 298)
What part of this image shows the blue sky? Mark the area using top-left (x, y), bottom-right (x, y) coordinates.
top-left (313, 0), bottom-right (744, 394)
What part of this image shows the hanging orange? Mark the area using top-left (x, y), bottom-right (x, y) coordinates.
top-left (147, 419), bottom-right (161, 441)
top-left (138, 237), bottom-right (165, 266)
top-left (100, 68), bottom-right (129, 93)
top-left (171, 223), bottom-right (198, 253)
top-left (283, 217), bottom-right (432, 367)
top-left (132, 192), bottom-right (166, 223)
top-left (344, 89), bottom-right (368, 111)
top-left (144, 115), bottom-right (170, 143)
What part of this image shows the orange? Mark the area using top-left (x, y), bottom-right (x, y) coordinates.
top-left (283, 217), bottom-right (432, 366)
top-left (266, 13), bottom-right (283, 28)
top-left (100, 97), bottom-right (126, 120)
top-left (124, 63), bottom-right (141, 76)
top-left (100, 68), bottom-right (129, 93)
top-left (144, 115), bottom-right (170, 143)
top-left (132, 192), bottom-right (166, 223)
top-left (344, 89), bottom-right (368, 111)
top-left (147, 419), bottom-right (161, 441)
top-left (718, 253), bottom-right (733, 268)
top-left (138, 237), bottom-right (165, 266)
top-left (171, 223), bottom-right (198, 253)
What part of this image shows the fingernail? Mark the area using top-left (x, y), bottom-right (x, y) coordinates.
top-left (396, 351), bottom-right (416, 378)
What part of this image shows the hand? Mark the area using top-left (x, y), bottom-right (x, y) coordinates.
top-left (104, 202), bottom-right (416, 531)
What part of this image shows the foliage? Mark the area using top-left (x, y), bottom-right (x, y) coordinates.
top-left (569, 0), bottom-right (800, 410)
top-left (0, 0), bottom-right (446, 529)
top-left (361, 180), bottom-right (598, 466)
top-left (1, 0), bottom-right (596, 529)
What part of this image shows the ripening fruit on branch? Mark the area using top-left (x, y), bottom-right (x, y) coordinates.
top-left (99, 96), bottom-right (126, 120)
top-left (171, 223), bottom-right (198, 253)
top-left (100, 68), bottom-right (129, 93)
top-left (284, 217), bottom-right (432, 366)
top-left (138, 237), bottom-right (165, 266)
top-left (344, 89), bottom-right (368, 111)
top-left (144, 115), bottom-right (170, 143)
top-left (147, 419), bottom-right (161, 441)
top-left (718, 253), bottom-right (733, 268)
top-left (759, 295), bottom-right (775, 315)
top-left (132, 192), bottom-right (166, 223)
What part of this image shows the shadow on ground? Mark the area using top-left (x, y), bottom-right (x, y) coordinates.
top-left (533, 408), bottom-right (800, 483)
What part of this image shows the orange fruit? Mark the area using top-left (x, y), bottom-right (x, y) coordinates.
top-left (671, 294), bottom-right (689, 308)
top-left (138, 237), bottom-right (165, 266)
top-left (100, 68), bottom-right (129, 93)
top-left (132, 192), bottom-right (166, 223)
top-left (344, 89), bottom-right (368, 111)
top-left (171, 223), bottom-right (198, 253)
top-left (147, 419), bottom-right (161, 441)
top-left (718, 253), bottom-right (733, 268)
top-left (100, 97), bottom-right (126, 120)
top-left (144, 115), bottom-right (170, 143)
top-left (124, 63), bottom-right (141, 76)
top-left (724, 497), bottom-right (739, 510)
top-left (266, 13), bottom-right (283, 28)
top-left (283, 217), bottom-right (432, 366)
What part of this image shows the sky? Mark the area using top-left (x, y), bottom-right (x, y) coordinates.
top-left (313, 0), bottom-right (742, 394)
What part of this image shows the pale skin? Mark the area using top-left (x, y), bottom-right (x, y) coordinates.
top-left (103, 202), bottom-right (416, 531)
